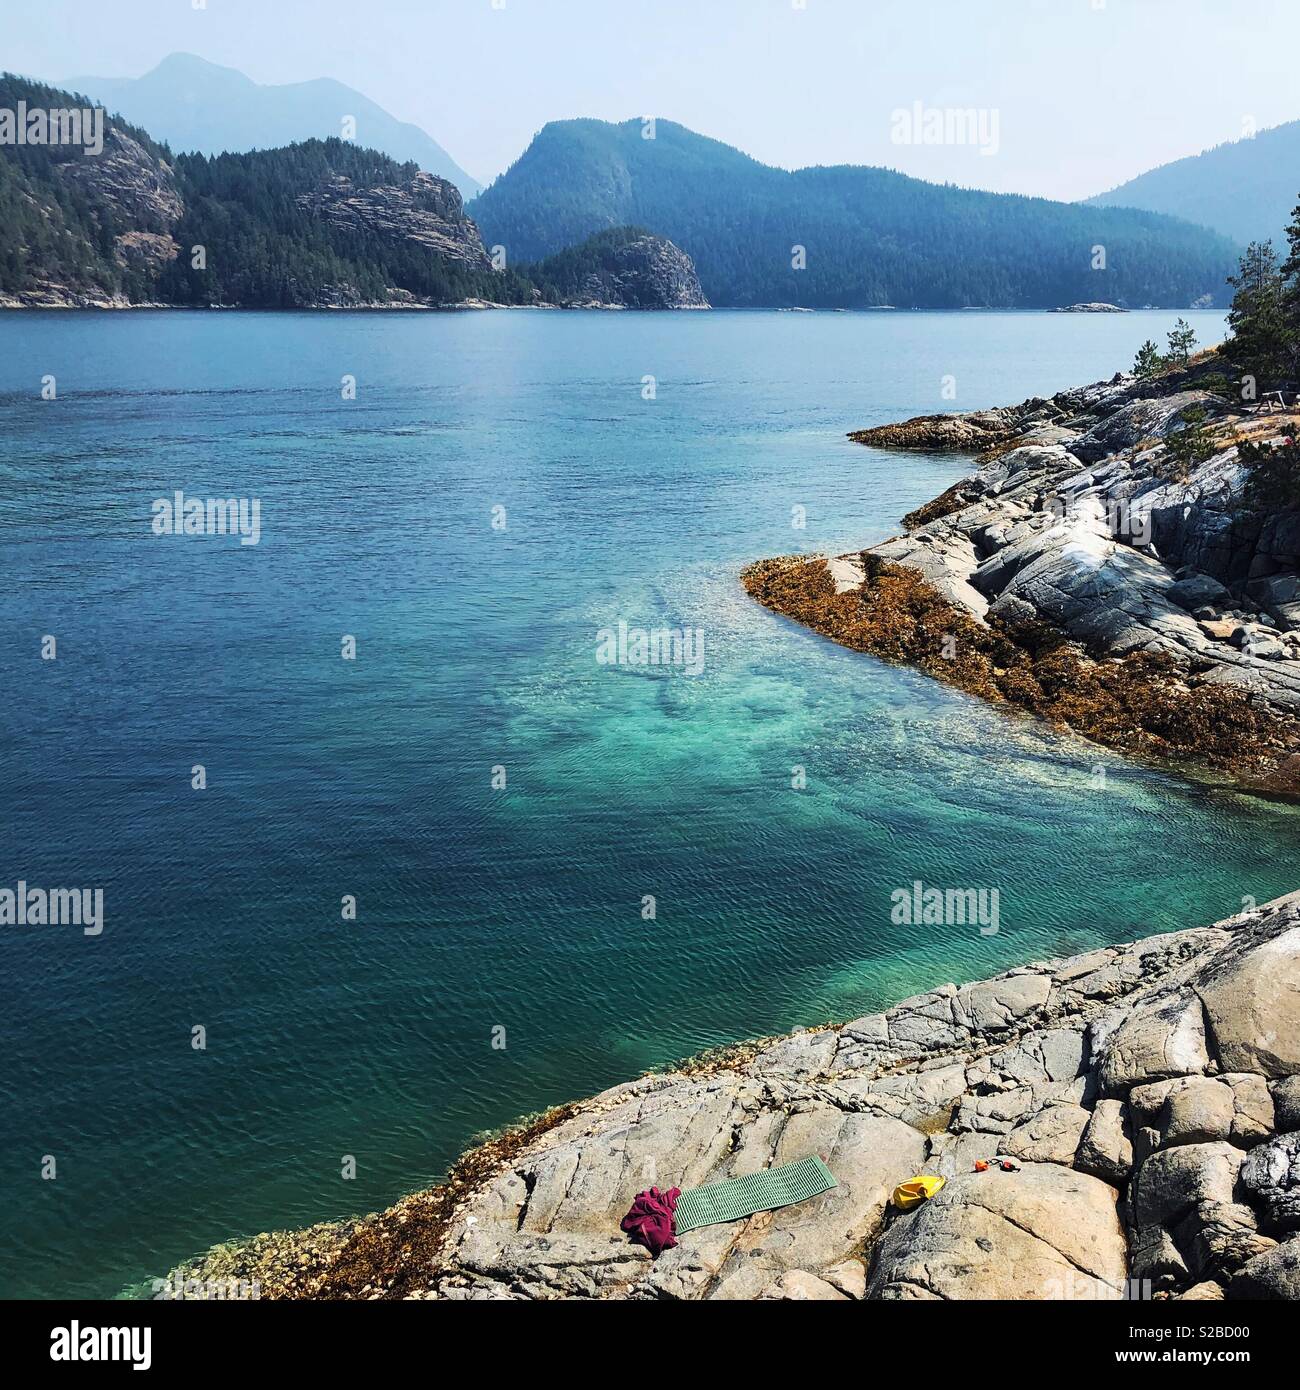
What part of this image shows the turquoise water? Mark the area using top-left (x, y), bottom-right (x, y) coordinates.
top-left (2, 307), bottom-right (1296, 1300)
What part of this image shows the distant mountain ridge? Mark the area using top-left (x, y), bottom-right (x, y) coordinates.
top-left (1085, 121), bottom-right (1300, 250)
top-left (0, 73), bottom-right (1245, 314)
top-left (65, 52), bottom-right (483, 198)
top-left (0, 74), bottom-right (706, 312)
top-left (469, 118), bottom-right (1238, 310)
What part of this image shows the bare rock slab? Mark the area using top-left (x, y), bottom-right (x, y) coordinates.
top-left (1197, 926), bottom-right (1300, 1077)
top-left (867, 1164), bottom-right (1126, 1300)
top-left (1130, 1142), bottom-right (1245, 1229)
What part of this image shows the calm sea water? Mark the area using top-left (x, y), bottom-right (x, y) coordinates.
top-left (2, 307), bottom-right (1294, 1300)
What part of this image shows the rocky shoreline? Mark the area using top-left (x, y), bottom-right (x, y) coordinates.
top-left (0, 297), bottom-right (693, 313)
top-left (163, 894), bottom-right (1300, 1300)
top-left (796, 356), bottom-right (1300, 798)
top-left (157, 356), bottom-right (1300, 1303)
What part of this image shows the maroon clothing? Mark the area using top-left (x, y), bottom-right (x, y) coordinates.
top-left (620, 1185), bottom-right (681, 1257)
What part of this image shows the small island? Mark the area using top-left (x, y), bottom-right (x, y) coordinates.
top-left (1050, 302), bottom-right (1128, 312)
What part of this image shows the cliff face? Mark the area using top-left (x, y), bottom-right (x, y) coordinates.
top-left (165, 894), bottom-right (1300, 1300)
top-left (562, 233), bottom-right (709, 309)
top-left (57, 126), bottom-right (184, 235)
top-left (295, 170), bottom-right (494, 272)
top-left (526, 226), bottom-right (710, 310)
top-left (0, 111), bottom-right (184, 307)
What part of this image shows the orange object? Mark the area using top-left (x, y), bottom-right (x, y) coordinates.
top-left (973, 1160), bottom-right (989, 1172)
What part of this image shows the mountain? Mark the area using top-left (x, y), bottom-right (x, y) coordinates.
top-left (1086, 121), bottom-right (1300, 250)
top-left (0, 73), bottom-right (526, 308)
top-left (0, 75), bottom-right (693, 312)
top-left (469, 118), bottom-right (1239, 310)
top-left (0, 74), bottom-right (181, 305)
top-left (64, 52), bottom-right (482, 198)
top-left (524, 226), bottom-right (708, 308)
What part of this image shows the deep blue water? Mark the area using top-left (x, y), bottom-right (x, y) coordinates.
top-left (3, 307), bottom-right (1296, 1300)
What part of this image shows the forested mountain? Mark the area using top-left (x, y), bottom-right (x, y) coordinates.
top-left (0, 75), bottom-right (178, 303)
top-left (1, 74), bottom-right (1245, 313)
top-left (470, 118), bottom-right (1239, 309)
top-left (156, 143), bottom-right (534, 307)
top-left (1086, 120), bottom-right (1300, 251)
top-left (66, 52), bottom-right (483, 198)
top-left (0, 73), bottom-right (529, 308)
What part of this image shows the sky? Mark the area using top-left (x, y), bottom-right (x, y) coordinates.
top-left (3, 0), bottom-right (1297, 200)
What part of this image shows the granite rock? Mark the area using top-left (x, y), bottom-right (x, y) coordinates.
top-left (163, 893), bottom-right (1300, 1302)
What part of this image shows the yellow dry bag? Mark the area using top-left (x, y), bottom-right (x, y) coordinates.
top-left (891, 1175), bottom-right (945, 1210)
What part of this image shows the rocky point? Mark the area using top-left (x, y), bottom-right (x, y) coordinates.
top-left (162, 892), bottom-right (1300, 1300)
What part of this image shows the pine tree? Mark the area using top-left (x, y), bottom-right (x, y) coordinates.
top-left (1280, 199), bottom-right (1300, 386)
top-left (1165, 317), bottom-right (1198, 368)
top-left (1133, 339), bottom-right (1164, 378)
top-left (1227, 240), bottom-right (1288, 391)
top-left (1161, 405), bottom-right (1218, 481)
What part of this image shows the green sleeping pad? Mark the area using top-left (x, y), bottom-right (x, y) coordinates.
top-left (674, 1155), bottom-right (837, 1235)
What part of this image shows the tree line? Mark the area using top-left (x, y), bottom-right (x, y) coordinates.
top-left (1132, 194), bottom-right (1300, 504)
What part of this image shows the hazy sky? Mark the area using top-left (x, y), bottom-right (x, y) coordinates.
top-left (5, 0), bottom-right (1297, 199)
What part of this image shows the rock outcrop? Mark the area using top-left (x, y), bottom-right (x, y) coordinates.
top-left (851, 375), bottom-right (1300, 724)
top-left (868, 1164), bottom-right (1127, 1299)
top-left (559, 233), bottom-right (708, 310)
top-left (165, 893), bottom-right (1300, 1301)
top-left (526, 227), bottom-right (710, 310)
top-left (0, 119), bottom-right (183, 306)
top-left (296, 170), bottom-right (494, 271)
top-left (56, 126), bottom-right (184, 238)
top-left (849, 404), bottom-right (1031, 453)
top-left (1050, 302), bottom-right (1128, 313)
top-left (849, 359), bottom-right (1222, 455)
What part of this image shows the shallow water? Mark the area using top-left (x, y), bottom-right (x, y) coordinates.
top-left (3, 306), bottom-right (1295, 1299)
